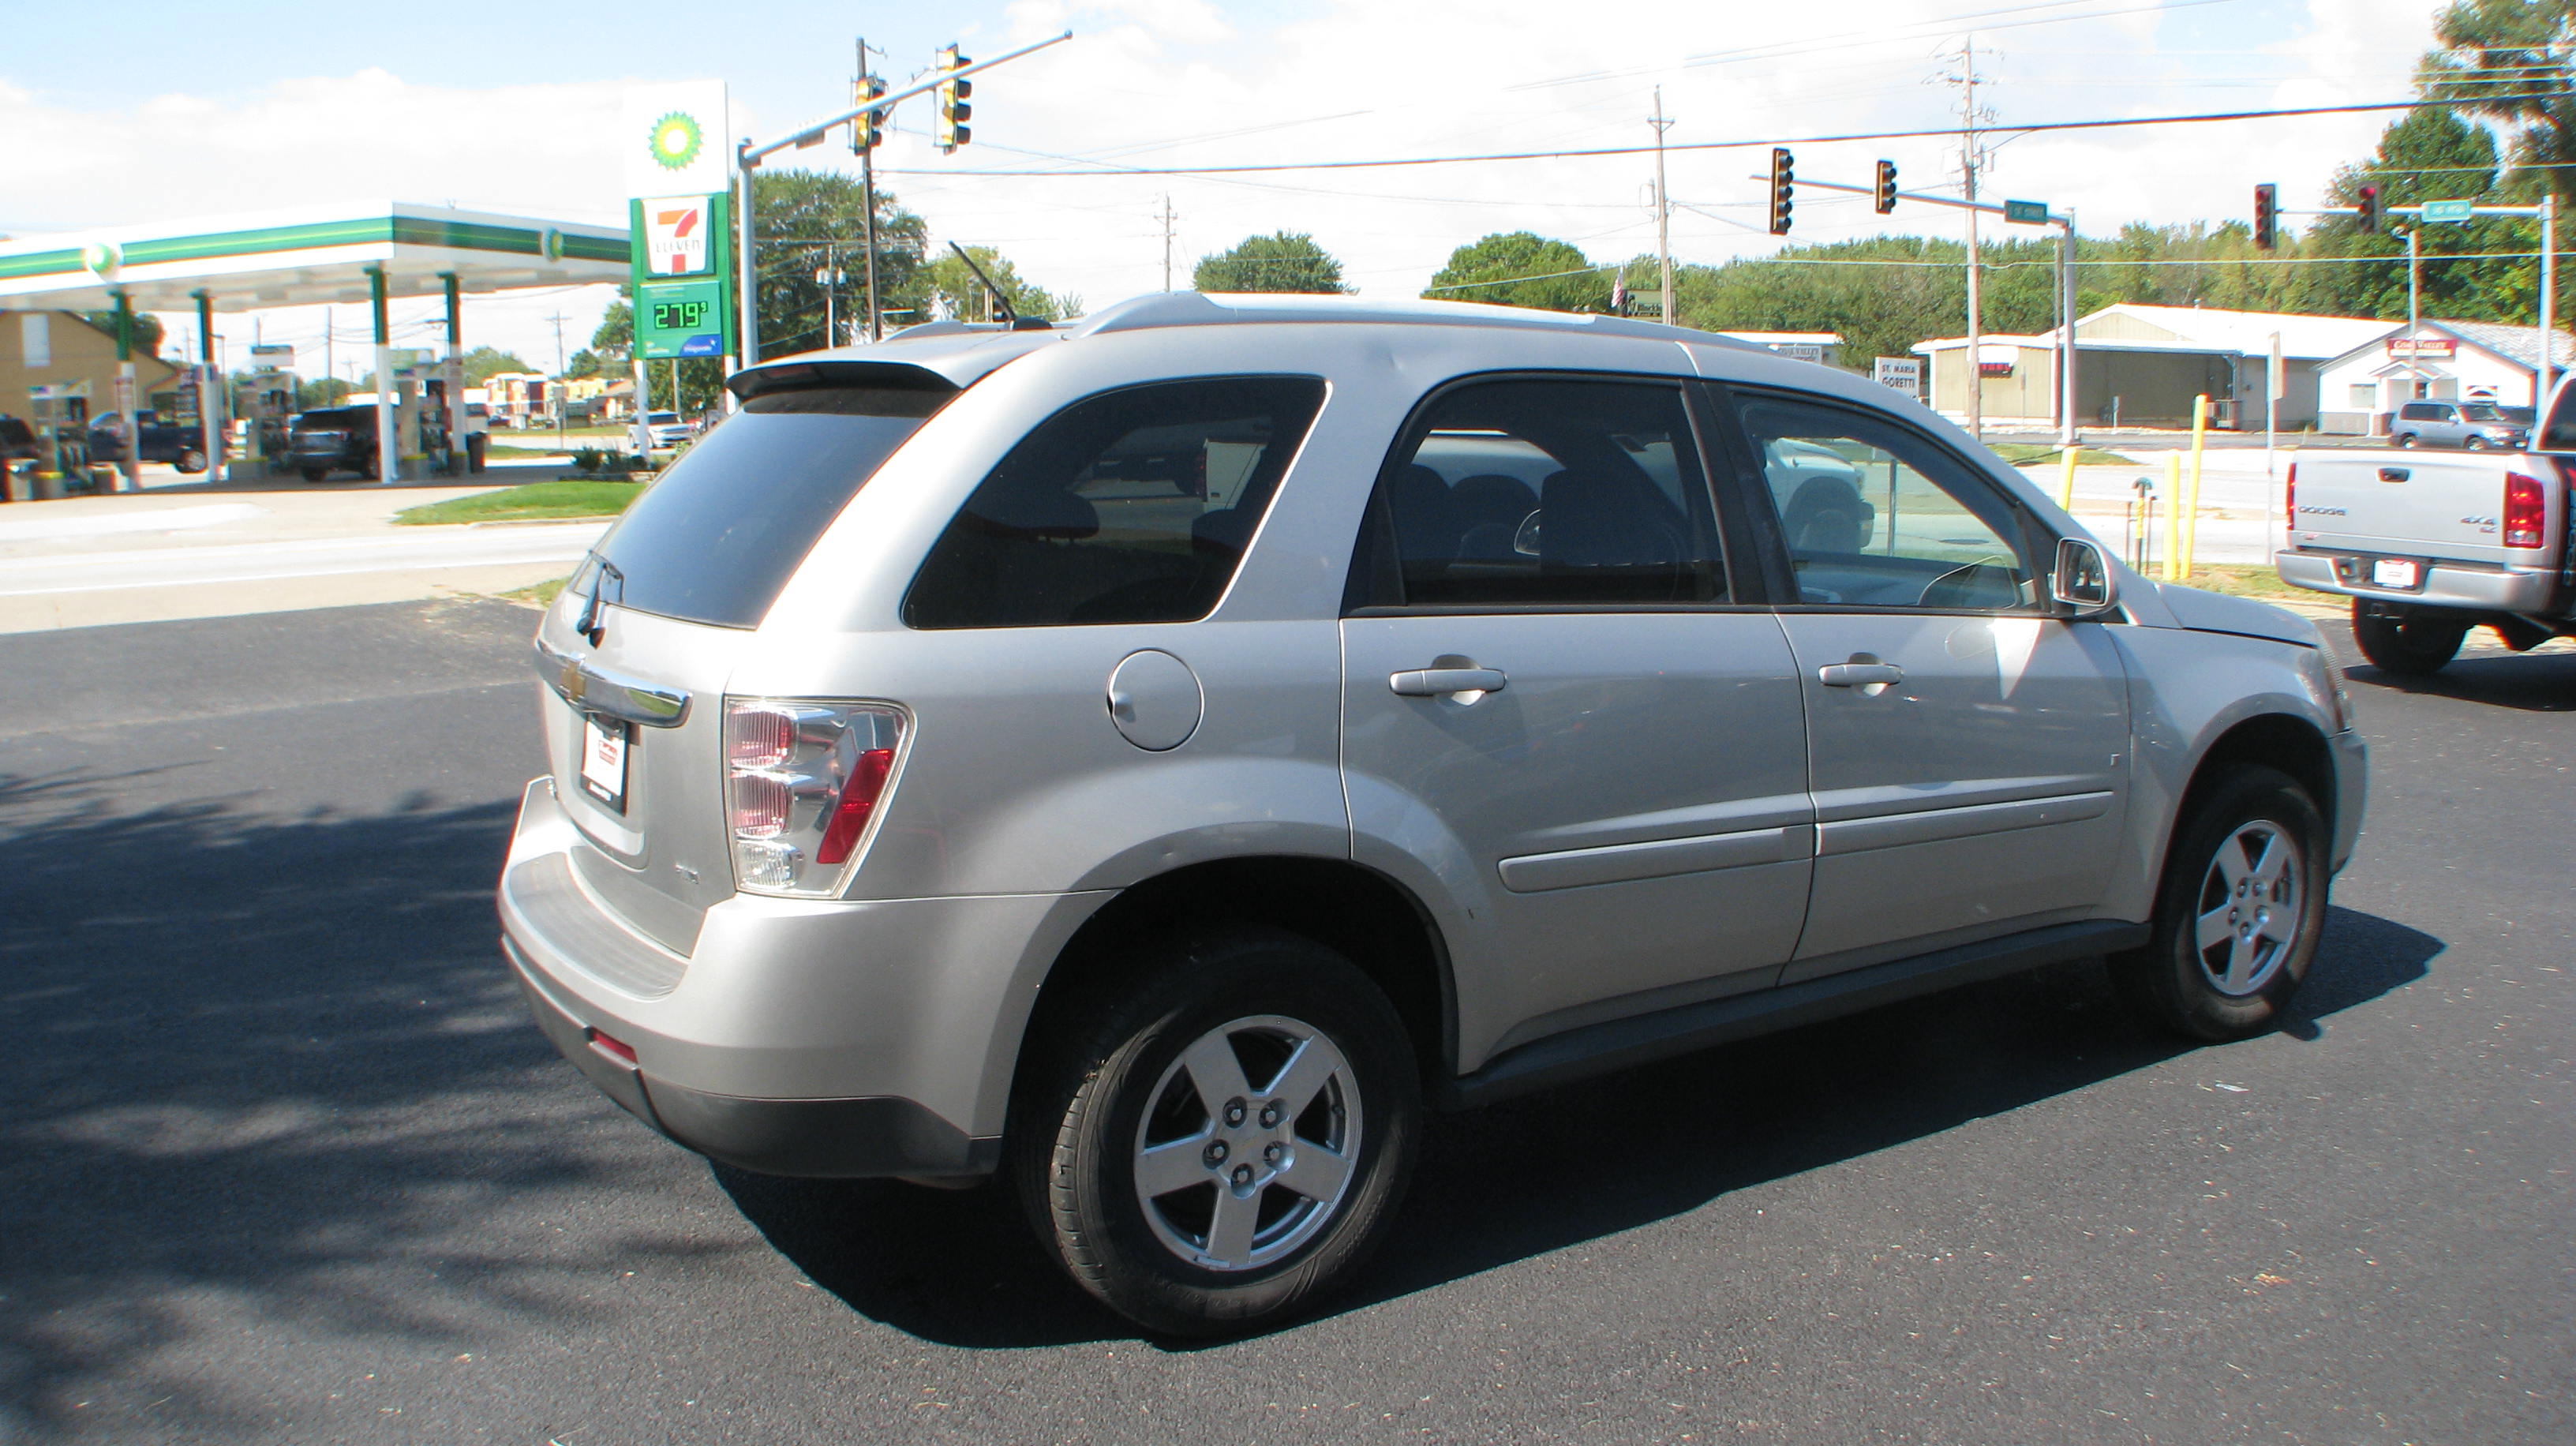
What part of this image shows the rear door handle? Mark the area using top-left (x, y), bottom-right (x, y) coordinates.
top-left (1390, 666), bottom-right (1508, 698)
top-left (1818, 662), bottom-right (1904, 688)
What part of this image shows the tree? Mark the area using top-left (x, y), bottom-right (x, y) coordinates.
top-left (460, 346), bottom-right (534, 384)
top-left (1194, 232), bottom-right (1350, 294)
top-left (2301, 107), bottom-right (2529, 324)
top-left (566, 348), bottom-right (605, 379)
top-left (754, 168), bottom-right (931, 350)
top-left (2420, 0), bottom-right (2576, 211)
top-left (295, 376), bottom-right (354, 409)
top-left (919, 245), bottom-right (1078, 323)
top-left (1425, 233), bottom-right (1608, 312)
top-left (81, 310), bottom-right (165, 356)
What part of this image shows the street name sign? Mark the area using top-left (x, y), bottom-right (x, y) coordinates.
top-left (2420, 198), bottom-right (2475, 224)
top-left (2004, 199), bottom-right (2050, 225)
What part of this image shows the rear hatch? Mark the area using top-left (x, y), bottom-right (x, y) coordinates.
top-left (2286, 450), bottom-right (2559, 568)
top-left (532, 362), bottom-right (964, 953)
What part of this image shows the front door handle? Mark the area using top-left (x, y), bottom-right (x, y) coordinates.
top-left (1390, 666), bottom-right (1508, 699)
top-left (1818, 661), bottom-right (1904, 689)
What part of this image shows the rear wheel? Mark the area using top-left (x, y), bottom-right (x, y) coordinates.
top-left (2463, 435), bottom-right (2490, 451)
top-left (300, 466), bottom-right (328, 483)
top-left (176, 448), bottom-right (208, 474)
top-left (2114, 766), bottom-right (2328, 1041)
top-left (2394, 432), bottom-right (2419, 448)
top-left (2352, 601), bottom-right (2468, 675)
top-left (1012, 928), bottom-right (1420, 1335)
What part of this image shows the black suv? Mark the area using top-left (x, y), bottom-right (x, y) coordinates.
top-left (288, 407), bottom-right (378, 481)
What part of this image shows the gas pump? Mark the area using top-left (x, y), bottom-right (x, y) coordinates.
top-left (234, 370), bottom-right (294, 475)
top-left (28, 384), bottom-right (91, 498)
top-left (421, 376), bottom-right (455, 475)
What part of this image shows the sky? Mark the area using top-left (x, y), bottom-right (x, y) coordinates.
top-left (0, 0), bottom-right (2458, 378)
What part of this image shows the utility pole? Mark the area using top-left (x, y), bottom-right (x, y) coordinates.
top-left (1937, 38), bottom-right (1996, 436)
top-left (857, 36), bottom-right (883, 343)
top-left (548, 310), bottom-right (568, 446)
top-left (1650, 88), bottom-right (1676, 324)
top-left (1162, 194), bottom-right (1177, 292)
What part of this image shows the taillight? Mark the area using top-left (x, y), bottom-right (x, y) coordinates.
top-left (2284, 461), bottom-right (2297, 521)
top-left (722, 698), bottom-right (906, 896)
top-left (2505, 472), bottom-right (2547, 548)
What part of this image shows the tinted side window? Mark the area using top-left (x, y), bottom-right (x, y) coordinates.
top-left (905, 376), bottom-right (1326, 629)
top-left (1359, 378), bottom-right (1728, 608)
top-left (1735, 394), bottom-right (2040, 612)
top-left (593, 381), bottom-right (952, 628)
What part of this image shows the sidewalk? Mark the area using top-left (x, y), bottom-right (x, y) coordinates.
top-left (0, 459), bottom-right (594, 634)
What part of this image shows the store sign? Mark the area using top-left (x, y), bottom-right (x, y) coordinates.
top-left (1979, 359), bottom-right (2017, 376)
top-left (2387, 337), bottom-right (2457, 358)
top-left (1767, 342), bottom-right (1826, 365)
top-left (249, 343), bottom-right (295, 362)
top-left (642, 197), bottom-right (713, 277)
top-left (636, 279), bottom-right (729, 360)
top-left (623, 81), bottom-right (732, 200)
top-left (1874, 357), bottom-right (1922, 397)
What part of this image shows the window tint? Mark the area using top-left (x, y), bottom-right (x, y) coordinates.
top-left (1360, 378), bottom-right (1728, 608)
top-left (904, 376), bottom-right (1326, 629)
top-left (1735, 395), bottom-right (2039, 612)
top-left (591, 380), bottom-right (952, 629)
top-left (2399, 403), bottom-right (2443, 421)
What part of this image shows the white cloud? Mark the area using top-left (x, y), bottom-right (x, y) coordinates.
top-left (0, 0), bottom-right (2462, 366)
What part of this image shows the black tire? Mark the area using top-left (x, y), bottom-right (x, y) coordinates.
top-left (176, 448), bottom-right (208, 474)
top-left (2113, 766), bottom-right (2329, 1042)
top-left (1011, 927), bottom-right (1420, 1336)
top-left (300, 466), bottom-right (328, 483)
top-left (2463, 435), bottom-right (2489, 451)
top-left (2351, 601), bottom-right (2468, 675)
top-left (2394, 432), bottom-right (2418, 448)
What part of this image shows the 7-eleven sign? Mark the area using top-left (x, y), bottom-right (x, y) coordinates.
top-left (643, 196), bottom-right (713, 276)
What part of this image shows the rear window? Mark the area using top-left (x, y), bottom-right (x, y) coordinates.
top-left (589, 380), bottom-right (953, 629)
top-left (904, 376), bottom-right (1327, 629)
top-left (295, 409), bottom-right (365, 431)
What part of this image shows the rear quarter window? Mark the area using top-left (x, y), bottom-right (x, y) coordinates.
top-left (904, 376), bottom-right (1327, 629)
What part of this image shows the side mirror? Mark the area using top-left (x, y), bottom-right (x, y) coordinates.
top-left (2050, 535), bottom-right (2118, 613)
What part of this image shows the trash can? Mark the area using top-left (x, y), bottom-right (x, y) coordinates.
top-left (466, 431), bottom-right (488, 475)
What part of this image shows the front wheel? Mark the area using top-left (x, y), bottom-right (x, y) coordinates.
top-left (176, 448), bottom-right (208, 474)
top-left (1012, 929), bottom-right (1420, 1335)
top-left (300, 466), bottom-right (328, 483)
top-left (2113, 766), bottom-right (2328, 1041)
top-left (2462, 435), bottom-right (2489, 451)
top-left (2394, 432), bottom-right (2419, 448)
top-left (2352, 601), bottom-right (2468, 675)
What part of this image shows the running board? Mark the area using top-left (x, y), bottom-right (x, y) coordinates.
top-left (1439, 919), bottom-right (2151, 1111)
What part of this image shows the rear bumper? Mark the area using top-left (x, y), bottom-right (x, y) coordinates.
top-left (505, 936), bottom-right (998, 1177)
top-left (497, 777), bottom-right (1109, 1177)
top-left (2276, 549), bottom-right (2558, 612)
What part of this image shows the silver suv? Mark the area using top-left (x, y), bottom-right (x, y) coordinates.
top-left (501, 294), bottom-right (2367, 1334)
top-left (2389, 399), bottom-right (2532, 450)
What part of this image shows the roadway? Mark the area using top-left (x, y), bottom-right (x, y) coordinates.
top-left (1, 599), bottom-right (2567, 1444)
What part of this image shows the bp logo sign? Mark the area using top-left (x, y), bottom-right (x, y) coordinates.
top-left (650, 112), bottom-right (704, 172)
top-left (80, 239), bottom-right (123, 281)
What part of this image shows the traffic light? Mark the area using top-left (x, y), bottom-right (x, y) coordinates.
top-left (1874, 159), bottom-right (1898, 215)
top-left (934, 45), bottom-right (972, 153)
top-left (2356, 184), bottom-right (2379, 234)
top-left (2253, 182), bottom-right (2277, 250)
top-left (1769, 148), bottom-right (1795, 236)
top-left (851, 76), bottom-right (887, 152)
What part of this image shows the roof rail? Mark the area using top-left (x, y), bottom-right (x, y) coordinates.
top-left (1066, 291), bottom-right (1748, 346)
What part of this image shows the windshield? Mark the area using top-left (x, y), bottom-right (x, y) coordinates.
top-left (588, 381), bottom-right (954, 628)
top-left (646, 412), bottom-right (680, 425)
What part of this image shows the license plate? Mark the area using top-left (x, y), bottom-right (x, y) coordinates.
top-left (579, 714), bottom-right (630, 811)
top-left (2371, 558), bottom-right (2422, 589)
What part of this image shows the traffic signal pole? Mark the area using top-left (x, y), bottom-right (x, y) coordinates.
top-left (1788, 174), bottom-right (2080, 444)
top-left (2276, 193), bottom-right (2558, 403)
top-left (732, 30), bottom-right (1070, 367)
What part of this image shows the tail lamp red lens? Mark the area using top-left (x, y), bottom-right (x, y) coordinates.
top-left (2505, 472), bottom-right (2547, 548)
top-left (815, 748), bottom-right (897, 864)
top-left (2284, 462), bottom-right (2296, 521)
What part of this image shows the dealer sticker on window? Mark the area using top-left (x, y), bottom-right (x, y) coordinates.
top-left (580, 714), bottom-right (630, 811)
top-left (2371, 558), bottom-right (2421, 590)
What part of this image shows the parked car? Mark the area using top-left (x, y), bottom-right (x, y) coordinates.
top-left (87, 410), bottom-right (212, 474)
top-left (2387, 399), bottom-right (2531, 451)
top-left (286, 406), bottom-right (377, 481)
top-left (0, 416), bottom-right (39, 467)
top-left (642, 410), bottom-right (695, 448)
top-left (501, 294), bottom-right (2366, 1335)
top-left (2277, 381), bottom-right (2576, 672)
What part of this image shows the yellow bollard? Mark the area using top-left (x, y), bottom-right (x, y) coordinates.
top-left (2164, 451), bottom-right (2184, 580)
top-left (2182, 393), bottom-right (2210, 579)
top-left (2058, 443), bottom-right (2080, 510)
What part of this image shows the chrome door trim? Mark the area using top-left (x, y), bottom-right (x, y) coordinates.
top-left (1499, 823), bottom-right (1813, 893)
top-left (534, 637), bottom-right (692, 728)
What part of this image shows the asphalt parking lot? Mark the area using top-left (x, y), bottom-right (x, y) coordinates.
top-left (2, 600), bottom-right (2569, 1445)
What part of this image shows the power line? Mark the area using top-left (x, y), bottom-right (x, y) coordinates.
top-left (880, 92), bottom-right (2576, 181)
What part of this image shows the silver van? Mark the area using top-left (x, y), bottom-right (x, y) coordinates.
top-left (500, 294), bottom-right (2366, 1334)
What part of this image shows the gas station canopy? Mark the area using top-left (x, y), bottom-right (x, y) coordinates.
top-left (0, 201), bottom-right (631, 313)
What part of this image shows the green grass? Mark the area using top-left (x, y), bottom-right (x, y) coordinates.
top-left (498, 577), bottom-right (570, 607)
top-left (1994, 443), bottom-right (2135, 466)
top-left (395, 480), bottom-right (642, 526)
top-left (2159, 564), bottom-right (2316, 604)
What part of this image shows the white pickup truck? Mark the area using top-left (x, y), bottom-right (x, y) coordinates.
top-left (2275, 414), bottom-right (2576, 673)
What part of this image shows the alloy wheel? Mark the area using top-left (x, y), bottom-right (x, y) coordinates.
top-left (2193, 819), bottom-right (2305, 996)
top-left (1131, 1013), bottom-right (1361, 1272)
